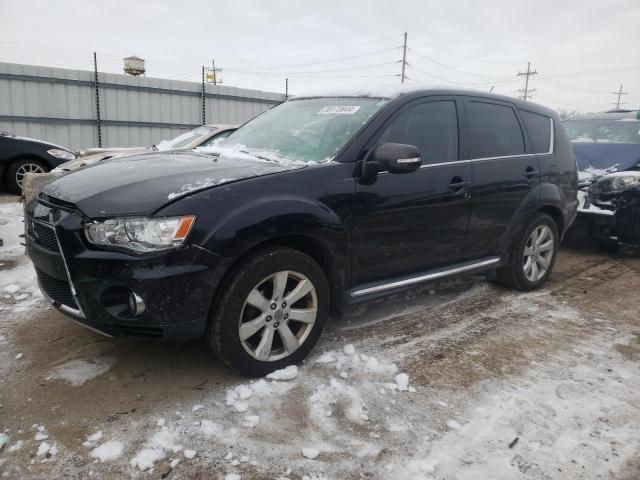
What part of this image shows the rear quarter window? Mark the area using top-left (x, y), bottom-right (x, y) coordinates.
top-left (466, 101), bottom-right (525, 158)
top-left (520, 110), bottom-right (551, 154)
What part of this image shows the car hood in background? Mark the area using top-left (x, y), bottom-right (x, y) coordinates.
top-left (573, 142), bottom-right (640, 172)
top-left (76, 146), bottom-right (153, 157)
top-left (41, 151), bottom-right (306, 218)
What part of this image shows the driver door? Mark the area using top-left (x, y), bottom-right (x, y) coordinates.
top-left (351, 97), bottom-right (472, 285)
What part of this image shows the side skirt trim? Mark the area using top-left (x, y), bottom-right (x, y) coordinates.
top-left (349, 257), bottom-right (502, 298)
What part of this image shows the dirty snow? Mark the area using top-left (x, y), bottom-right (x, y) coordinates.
top-left (0, 197), bottom-right (639, 478)
top-left (90, 440), bottom-right (124, 462)
top-left (46, 357), bottom-right (115, 386)
top-left (266, 365), bottom-right (298, 380)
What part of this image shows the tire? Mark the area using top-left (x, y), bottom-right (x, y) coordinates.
top-left (495, 213), bottom-right (560, 291)
top-left (207, 247), bottom-right (329, 377)
top-left (6, 159), bottom-right (48, 194)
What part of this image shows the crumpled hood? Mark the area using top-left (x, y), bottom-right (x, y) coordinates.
top-left (41, 151), bottom-right (305, 218)
top-left (573, 142), bottom-right (640, 172)
top-left (76, 146), bottom-right (152, 157)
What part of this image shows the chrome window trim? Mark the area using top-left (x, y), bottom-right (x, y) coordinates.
top-left (29, 217), bottom-right (86, 319)
top-left (350, 257), bottom-right (501, 297)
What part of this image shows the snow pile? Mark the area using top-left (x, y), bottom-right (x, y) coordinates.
top-left (0, 203), bottom-right (44, 320)
top-left (266, 365), bottom-right (298, 380)
top-left (130, 427), bottom-right (183, 471)
top-left (46, 357), bottom-right (115, 386)
top-left (91, 440), bottom-right (124, 462)
top-left (82, 430), bottom-right (103, 447)
top-left (0, 433), bottom-right (8, 451)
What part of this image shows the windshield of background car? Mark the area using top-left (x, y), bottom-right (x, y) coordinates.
top-left (564, 118), bottom-right (640, 144)
top-left (156, 126), bottom-right (217, 151)
top-left (222, 97), bottom-right (388, 162)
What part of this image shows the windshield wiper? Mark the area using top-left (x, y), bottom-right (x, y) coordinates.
top-left (239, 149), bottom-right (280, 163)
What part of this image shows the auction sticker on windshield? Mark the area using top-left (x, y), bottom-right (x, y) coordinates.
top-left (317, 105), bottom-right (361, 115)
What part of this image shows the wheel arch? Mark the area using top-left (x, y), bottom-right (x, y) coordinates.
top-left (537, 204), bottom-right (565, 235)
top-left (209, 234), bottom-right (346, 322)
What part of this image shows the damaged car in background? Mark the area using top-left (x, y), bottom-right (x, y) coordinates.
top-left (55, 123), bottom-right (237, 172)
top-left (566, 110), bottom-right (640, 250)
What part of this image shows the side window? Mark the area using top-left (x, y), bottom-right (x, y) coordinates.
top-left (376, 101), bottom-right (459, 164)
top-left (466, 101), bottom-right (525, 158)
top-left (520, 110), bottom-right (551, 154)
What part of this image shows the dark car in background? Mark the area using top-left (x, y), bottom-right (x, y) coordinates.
top-left (25, 88), bottom-right (577, 376)
top-left (0, 131), bottom-right (76, 193)
top-left (566, 110), bottom-right (640, 249)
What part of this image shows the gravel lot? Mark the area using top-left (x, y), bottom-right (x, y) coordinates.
top-left (0, 195), bottom-right (639, 479)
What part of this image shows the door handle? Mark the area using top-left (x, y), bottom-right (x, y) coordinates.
top-left (448, 179), bottom-right (470, 190)
top-left (523, 167), bottom-right (539, 179)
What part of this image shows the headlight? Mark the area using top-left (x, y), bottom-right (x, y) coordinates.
top-left (85, 216), bottom-right (195, 253)
top-left (589, 172), bottom-right (640, 195)
top-left (47, 148), bottom-right (76, 160)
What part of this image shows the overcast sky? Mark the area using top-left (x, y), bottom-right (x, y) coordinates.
top-left (0, 0), bottom-right (638, 112)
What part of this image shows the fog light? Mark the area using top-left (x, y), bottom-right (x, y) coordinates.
top-left (128, 292), bottom-right (146, 316)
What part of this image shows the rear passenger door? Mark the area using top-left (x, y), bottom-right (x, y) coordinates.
top-left (462, 98), bottom-right (540, 259)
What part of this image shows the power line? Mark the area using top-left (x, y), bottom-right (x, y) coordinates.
top-left (226, 47), bottom-right (399, 71)
top-left (407, 47), bottom-right (512, 79)
top-left (214, 35), bottom-right (401, 63)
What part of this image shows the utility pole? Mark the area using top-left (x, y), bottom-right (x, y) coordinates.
top-left (612, 84), bottom-right (628, 111)
top-left (517, 61), bottom-right (538, 101)
top-left (401, 32), bottom-right (407, 84)
top-left (285, 78), bottom-right (289, 100)
top-left (93, 52), bottom-right (102, 147)
top-left (201, 66), bottom-right (206, 125)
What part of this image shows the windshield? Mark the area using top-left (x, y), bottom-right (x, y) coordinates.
top-left (156, 126), bottom-right (217, 151)
top-left (221, 97), bottom-right (388, 162)
top-left (564, 118), bottom-right (640, 144)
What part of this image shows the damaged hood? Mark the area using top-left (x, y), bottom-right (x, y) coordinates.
top-left (41, 151), bottom-right (306, 218)
top-left (573, 142), bottom-right (640, 172)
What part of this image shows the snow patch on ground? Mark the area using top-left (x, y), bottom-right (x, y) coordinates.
top-left (91, 440), bottom-right (124, 462)
top-left (46, 357), bottom-right (115, 386)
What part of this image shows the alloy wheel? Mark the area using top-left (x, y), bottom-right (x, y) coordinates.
top-left (523, 225), bottom-right (554, 282)
top-left (15, 163), bottom-right (45, 188)
top-left (239, 270), bottom-right (318, 362)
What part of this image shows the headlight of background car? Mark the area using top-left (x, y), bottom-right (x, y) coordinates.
top-left (589, 172), bottom-right (640, 195)
top-left (47, 148), bottom-right (76, 160)
top-left (85, 216), bottom-right (195, 253)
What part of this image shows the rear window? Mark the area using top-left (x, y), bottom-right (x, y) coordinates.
top-left (520, 110), bottom-right (552, 154)
top-left (466, 101), bottom-right (525, 158)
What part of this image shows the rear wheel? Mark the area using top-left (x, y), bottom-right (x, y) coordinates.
top-left (495, 213), bottom-right (559, 291)
top-left (207, 247), bottom-right (329, 376)
top-left (6, 159), bottom-right (48, 194)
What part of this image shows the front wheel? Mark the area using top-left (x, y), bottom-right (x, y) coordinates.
top-left (495, 213), bottom-right (559, 291)
top-left (207, 248), bottom-right (329, 377)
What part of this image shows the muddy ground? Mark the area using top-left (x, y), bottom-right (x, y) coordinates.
top-left (0, 194), bottom-right (638, 479)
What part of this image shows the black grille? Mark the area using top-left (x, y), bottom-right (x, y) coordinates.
top-left (26, 219), bottom-right (59, 251)
top-left (111, 324), bottom-right (165, 339)
top-left (35, 268), bottom-right (78, 309)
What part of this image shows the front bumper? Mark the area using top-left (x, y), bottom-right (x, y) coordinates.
top-left (25, 200), bottom-right (231, 341)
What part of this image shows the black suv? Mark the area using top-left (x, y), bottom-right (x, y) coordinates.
top-left (25, 88), bottom-right (577, 376)
top-left (0, 131), bottom-right (76, 193)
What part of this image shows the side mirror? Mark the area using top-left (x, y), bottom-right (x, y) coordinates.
top-left (371, 143), bottom-right (422, 174)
